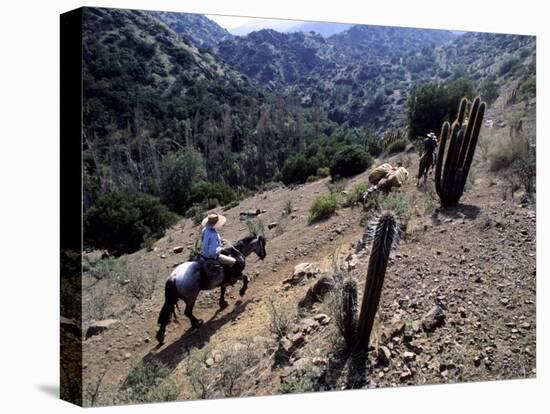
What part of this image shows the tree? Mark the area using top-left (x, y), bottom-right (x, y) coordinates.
top-left (407, 78), bottom-right (475, 141)
top-left (84, 192), bottom-right (178, 255)
top-left (330, 146), bottom-right (373, 179)
top-left (160, 148), bottom-right (207, 213)
top-left (479, 76), bottom-right (499, 106)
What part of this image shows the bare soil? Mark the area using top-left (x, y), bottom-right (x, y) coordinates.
top-left (79, 141), bottom-right (536, 405)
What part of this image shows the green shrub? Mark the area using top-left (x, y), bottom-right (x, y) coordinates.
top-left (188, 182), bottom-right (239, 209)
top-left (281, 154), bottom-right (323, 185)
top-left (246, 219), bottom-right (265, 236)
top-left (377, 191), bottom-right (410, 220)
top-left (306, 175), bottom-right (319, 183)
top-left (363, 130), bottom-right (383, 158)
top-left (518, 77), bottom-right (536, 99)
top-left (343, 182), bottom-right (368, 207)
top-left (316, 167), bottom-right (330, 178)
top-left (308, 193), bottom-right (342, 224)
top-left (84, 192), bottom-right (178, 255)
top-left (283, 199), bottom-right (293, 216)
top-left (160, 148), bottom-right (207, 213)
top-left (489, 137), bottom-right (519, 172)
top-left (281, 137), bottom-right (350, 185)
top-left (266, 294), bottom-right (292, 339)
top-left (223, 200), bottom-right (240, 210)
top-left (499, 56), bottom-right (520, 76)
top-left (185, 204), bottom-right (205, 225)
top-left (120, 359), bottom-right (178, 404)
top-left (489, 135), bottom-right (535, 194)
top-left (386, 138), bottom-right (408, 154)
top-left (279, 369), bottom-right (316, 394)
top-left (407, 78), bottom-right (475, 140)
top-left (329, 146), bottom-right (373, 179)
top-left (479, 77), bottom-right (500, 106)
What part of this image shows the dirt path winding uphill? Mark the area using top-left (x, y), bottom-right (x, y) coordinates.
top-left (81, 150), bottom-right (536, 404)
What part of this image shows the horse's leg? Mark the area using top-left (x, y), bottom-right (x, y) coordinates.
top-left (184, 299), bottom-right (203, 329)
top-left (219, 286), bottom-right (229, 309)
top-left (172, 305), bottom-right (179, 324)
top-left (239, 274), bottom-right (249, 297)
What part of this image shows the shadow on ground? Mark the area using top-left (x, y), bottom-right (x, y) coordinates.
top-left (132, 299), bottom-right (253, 378)
top-left (431, 203), bottom-right (481, 225)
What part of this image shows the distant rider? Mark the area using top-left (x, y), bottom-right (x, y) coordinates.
top-left (423, 132), bottom-right (438, 167)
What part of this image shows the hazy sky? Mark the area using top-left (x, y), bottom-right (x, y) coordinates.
top-left (207, 14), bottom-right (303, 31)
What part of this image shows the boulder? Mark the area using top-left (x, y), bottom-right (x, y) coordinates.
top-left (290, 332), bottom-right (306, 348)
top-left (313, 313), bottom-right (331, 325)
top-left (299, 318), bottom-right (319, 334)
top-left (383, 319), bottom-right (405, 339)
top-left (85, 319), bottom-right (119, 339)
top-left (298, 276), bottom-right (335, 308)
top-left (402, 351), bottom-right (416, 362)
top-left (275, 333), bottom-right (306, 366)
top-left (422, 305), bottom-right (446, 332)
top-left (240, 209), bottom-right (262, 218)
top-left (172, 246), bottom-right (184, 254)
top-left (283, 263), bottom-right (319, 286)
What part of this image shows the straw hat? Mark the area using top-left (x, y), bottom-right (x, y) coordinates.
top-left (427, 132), bottom-right (437, 139)
top-left (201, 213), bottom-right (227, 228)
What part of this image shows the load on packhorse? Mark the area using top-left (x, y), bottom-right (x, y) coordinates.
top-left (156, 213), bottom-right (267, 345)
top-left (416, 132), bottom-right (438, 187)
top-left (363, 161), bottom-right (409, 205)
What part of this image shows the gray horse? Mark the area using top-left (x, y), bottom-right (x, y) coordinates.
top-left (156, 234), bottom-right (267, 344)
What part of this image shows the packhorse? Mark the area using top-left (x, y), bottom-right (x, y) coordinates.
top-left (416, 151), bottom-right (435, 187)
top-left (155, 234), bottom-right (267, 345)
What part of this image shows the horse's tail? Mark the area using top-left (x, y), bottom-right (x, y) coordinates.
top-left (157, 278), bottom-right (178, 326)
top-left (156, 278), bottom-right (179, 345)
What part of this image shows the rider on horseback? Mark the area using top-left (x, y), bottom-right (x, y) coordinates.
top-left (423, 132), bottom-right (438, 167)
top-left (200, 213), bottom-right (236, 287)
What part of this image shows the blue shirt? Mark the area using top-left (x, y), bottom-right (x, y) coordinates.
top-left (200, 227), bottom-right (222, 259)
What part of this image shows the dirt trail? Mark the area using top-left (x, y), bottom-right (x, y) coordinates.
top-left (82, 148), bottom-right (536, 403)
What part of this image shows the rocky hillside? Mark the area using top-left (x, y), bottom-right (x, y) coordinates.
top-left (217, 29), bottom-right (335, 89)
top-left (75, 134), bottom-right (536, 405)
top-left (148, 11), bottom-right (232, 50)
top-left (215, 26), bottom-right (534, 129)
top-left (82, 7), bottom-right (325, 208)
top-left (83, 8), bottom-right (535, 209)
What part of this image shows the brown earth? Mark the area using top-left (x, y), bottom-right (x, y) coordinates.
top-left (79, 138), bottom-right (536, 405)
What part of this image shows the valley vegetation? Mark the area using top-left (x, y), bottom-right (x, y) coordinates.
top-left (66, 7), bottom-right (537, 406)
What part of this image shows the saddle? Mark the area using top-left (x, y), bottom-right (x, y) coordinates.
top-left (198, 259), bottom-right (227, 290)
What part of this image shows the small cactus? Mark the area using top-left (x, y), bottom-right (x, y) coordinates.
top-left (354, 212), bottom-right (398, 352)
top-left (340, 279), bottom-right (357, 348)
top-left (435, 97), bottom-right (486, 207)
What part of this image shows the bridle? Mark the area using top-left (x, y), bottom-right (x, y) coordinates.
top-left (226, 236), bottom-right (265, 260)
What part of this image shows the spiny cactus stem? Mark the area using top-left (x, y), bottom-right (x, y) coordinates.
top-left (354, 212), bottom-right (397, 353)
top-left (461, 101), bottom-right (486, 190)
top-left (435, 121), bottom-right (450, 199)
top-left (442, 121), bottom-right (461, 189)
top-left (456, 97), bottom-right (468, 127)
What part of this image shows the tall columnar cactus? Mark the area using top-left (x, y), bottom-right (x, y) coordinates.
top-left (435, 96), bottom-right (486, 207)
top-left (354, 212), bottom-right (398, 352)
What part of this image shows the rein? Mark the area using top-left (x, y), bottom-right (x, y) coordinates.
top-left (229, 243), bottom-right (245, 258)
